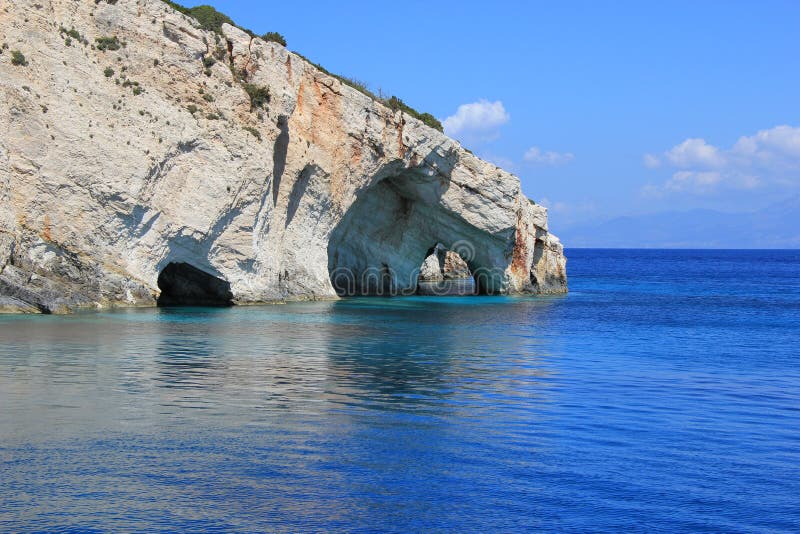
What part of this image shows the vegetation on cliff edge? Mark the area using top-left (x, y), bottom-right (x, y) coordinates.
top-left (159, 0), bottom-right (443, 132)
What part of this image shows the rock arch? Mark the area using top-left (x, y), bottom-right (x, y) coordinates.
top-left (326, 167), bottom-right (511, 296)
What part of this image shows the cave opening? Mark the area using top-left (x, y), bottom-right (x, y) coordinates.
top-left (156, 262), bottom-right (234, 307)
top-left (327, 169), bottom-right (506, 297)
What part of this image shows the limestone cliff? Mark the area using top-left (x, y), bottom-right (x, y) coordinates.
top-left (0, 0), bottom-right (567, 313)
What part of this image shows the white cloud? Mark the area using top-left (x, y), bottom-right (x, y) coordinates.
top-left (642, 125), bottom-right (800, 196)
top-left (443, 100), bottom-right (509, 141)
top-left (523, 146), bottom-right (574, 166)
top-left (735, 125), bottom-right (800, 157)
top-left (732, 125), bottom-right (800, 164)
top-left (665, 171), bottom-right (722, 193)
top-left (664, 138), bottom-right (725, 168)
top-left (643, 153), bottom-right (661, 168)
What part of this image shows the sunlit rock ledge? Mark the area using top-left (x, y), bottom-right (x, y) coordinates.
top-left (0, 0), bottom-right (567, 313)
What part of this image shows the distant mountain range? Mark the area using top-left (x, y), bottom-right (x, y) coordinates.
top-left (557, 196), bottom-right (800, 249)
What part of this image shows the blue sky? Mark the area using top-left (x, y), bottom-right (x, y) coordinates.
top-left (185, 0), bottom-right (800, 230)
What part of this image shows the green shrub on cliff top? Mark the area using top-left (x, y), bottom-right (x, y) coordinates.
top-left (416, 112), bottom-right (444, 132)
top-left (261, 32), bottom-right (286, 46)
top-left (384, 96), bottom-right (444, 132)
top-left (184, 5), bottom-right (234, 33)
top-left (161, 1), bottom-right (248, 35)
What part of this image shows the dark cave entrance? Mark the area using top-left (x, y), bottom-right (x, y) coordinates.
top-left (156, 262), bottom-right (234, 307)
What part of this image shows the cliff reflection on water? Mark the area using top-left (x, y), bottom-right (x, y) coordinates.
top-left (146, 297), bottom-right (558, 417)
top-left (0, 297), bottom-right (558, 440)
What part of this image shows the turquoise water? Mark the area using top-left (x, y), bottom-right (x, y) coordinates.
top-left (1, 249), bottom-right (799, 531)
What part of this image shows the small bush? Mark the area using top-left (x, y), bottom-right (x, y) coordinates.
top-left (104, 66), bottom-right (114, 77)
top-left (206, 113), bottom-right (219, 120)
top-left (417, 112), bottom-right (443, 132)
top-left (261, 32), bottom-right (286, 46)
top-left (60, 26), bottom-right (84, 41)
top-left (243, 83), bottom-right (269, 110)
top-left (341, 76), bottom-right (372, 96)
top-left (243, 126), bottom-right (261, 140)
top-left (384, 96), bottom-right (405, 113)
top-left (95, 36), bottom-right (121, 51)
top-left (204, 68), bottom-right (212, 77)
top-left (184, 4), bottom-right (233, 33)
top-left (153, 58), bottom-right (159, 66)
top-left (132, 86), bottom-right (143, 96)
top-left (64, 37), bottom-right (72, 46)
top-left (202, 93), bottom-right (215, 102)
top-left (384, 95), bottom-right (443, 132)
top-left (11, 50), bottom-right (27, 66)
top-left (187, 104), bottom-right (198, 114)
top-left (202, 56), bottom-right (215, 68)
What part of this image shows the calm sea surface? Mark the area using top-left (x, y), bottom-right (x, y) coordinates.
top-left (1, 249), bottom-right (799, 532)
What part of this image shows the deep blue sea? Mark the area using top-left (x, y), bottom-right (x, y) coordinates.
top-left (1, 249), bottom-right (799, 532)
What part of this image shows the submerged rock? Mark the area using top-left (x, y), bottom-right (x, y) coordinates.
top-left (0, 0), bottom-right (567, 312)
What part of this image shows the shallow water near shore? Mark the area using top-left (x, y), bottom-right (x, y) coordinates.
top-left (1, 249), bottom-right (799, 531)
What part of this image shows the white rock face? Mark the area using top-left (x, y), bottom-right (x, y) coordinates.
top-left (0, 0), bottom-right (567, 313)
top-left (419, 247), bottom-right (446, 283)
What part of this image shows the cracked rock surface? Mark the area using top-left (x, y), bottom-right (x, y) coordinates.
top-left (0, 0), bottom-right (567, 313)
